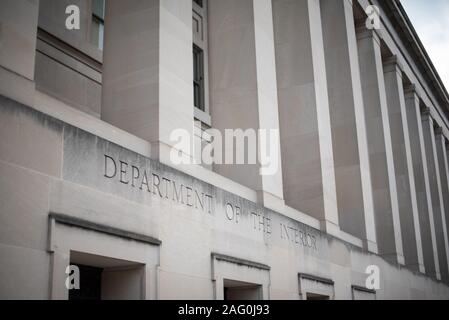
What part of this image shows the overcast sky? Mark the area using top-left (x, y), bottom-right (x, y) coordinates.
top-left (401, 0), bottom-right (449, 90)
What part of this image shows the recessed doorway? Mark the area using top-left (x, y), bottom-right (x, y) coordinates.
top-left (223, 279), bottom-right (262, 300)
top-left (68, 251), bottom-right (144, 300)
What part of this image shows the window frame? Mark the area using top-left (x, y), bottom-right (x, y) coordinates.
top-left (192, 0), bottom-right (211, 125)
top-left (298, 273), bottom-right (335, 300)
top-left (90, 0), bottom-right (105, 50)
top-left (351, 285), bottom-right (377, 300)
top-left (193, 44), bottom-right (205, 112)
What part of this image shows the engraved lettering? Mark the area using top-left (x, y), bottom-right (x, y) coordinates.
top-left (172, 181), bottom-right (184, 204)
top-left (205, 195), bottom-right (213, 214)
top-left (102, 155), bottom-right (216, 215)
top-left (104, 155), bottom-right (117, 179)
top-left (101, 156), bottom-right (321, 253)
top-left (152, 174), bottom-right (162, 197)
top-left (162, 178), bottom-right (171, 199)
top-left (131, 166), bottom-right (140, 187)
top-left (119, 161), bottom-right (129, 185)
top-left (186, 187), bottom-right (193, 207)
top-left (226, 203), bottom-right (234, 221)
top-left (140, 170), bottom-right (150, 192)
top-left (266, 217), bottom-right (272, 234)
top-left (234, 205), bottom-right (240, 223)
top-left (251, 212), bottom-right (258, 230)
top-left (194, 190), bottom-right (204, 210)
top-left (280, 223), bottom-right (318, 251)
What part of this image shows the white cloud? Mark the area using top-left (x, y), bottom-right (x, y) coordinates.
top-left (401, 0), bottom-right (449, 89)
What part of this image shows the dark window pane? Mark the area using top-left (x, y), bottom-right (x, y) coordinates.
top-left (91, 0), bottom-right (105, 50)
top-left (193, 45), bottom-right (205, 111)
top-left (194, 0), bottom-right (203, 8)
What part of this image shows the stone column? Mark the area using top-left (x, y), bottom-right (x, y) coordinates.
top-left (383, 57), bottom-right (424, 271)
top-left (272, 0), bottom-right (339, 234)
top-left (208, 0), bottom-right (285, 209)
top-left (435, 128), bottom-right (449, 280)
top-left (320, 0), bottom-right (377, 252)
top-left (356, 29), bottom-right (404, 265)
top-left (446, 142), bottom-right (449, 222)
top-left (404, 86), bottom-right (440, 278)
top-left (435, 129), bottom-right (449, 226)
top-left (0, 0), bottom-right (40, 106)
top-left (422, 109), bottom-right (449, 281)
top-left (102, 0), bottom-right (194, 162)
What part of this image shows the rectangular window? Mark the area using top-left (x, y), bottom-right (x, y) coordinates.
top-left (193, 45), bottom-right (205, 111)
top-left (192, 0), bottom-right (210, 119)
top-left (91, 0), bottom-right (105, 50)
top-left (193, 0), bottom-right (203, 8)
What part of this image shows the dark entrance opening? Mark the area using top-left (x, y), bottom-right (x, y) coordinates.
top-left (68, 251), bottom-right (145, 300)
top-left (223, 279), bottom-right (262, 300)
top-left (306, 293), bottom-right (330, 300)
top-left (69, 264), bottom-right (103, 300)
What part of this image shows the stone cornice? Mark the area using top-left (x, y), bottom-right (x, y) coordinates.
top-left (382, 0), bottom-right (449, 111)
top-left (298, 273), bottom-right (335, 286)
top-left (212, 253), bottom-right (271, 271)
top-left (49, 213), bottom-right (162, 246)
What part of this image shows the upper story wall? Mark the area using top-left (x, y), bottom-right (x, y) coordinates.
top-left (2, 0), bottom-right (449, 281)
top-left (35, 0), bottom-right (103, 117)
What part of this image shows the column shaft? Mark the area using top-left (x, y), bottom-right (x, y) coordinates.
top-left (435, 128), bottom-right (449, 281)
top-left (321, 0), bottom-right (377, 252)
top-left (405, 86), bottom-right (440, 278)
top-left (383, 57), bottom-right (424, 270)
top-left (356, 29), bottom-right (404, 264)
top-left (253, 0), bottom-right (284, 206)
top-left (208, 0), bottom-right (284, 207)
top-left (102, 0), bottom-right (194, 160)
top-left (272, 0), bottom-right (339, 233)
top-left (422, 110), bottom-right (449, 281)
top-left (0, 0), bottom-right (40, 106)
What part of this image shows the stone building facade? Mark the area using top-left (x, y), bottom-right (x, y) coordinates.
top-left (1, 0), bottom-right (449, 300)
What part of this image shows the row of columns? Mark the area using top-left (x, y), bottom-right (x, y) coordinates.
top-left (421, 109), bottom-right (449, 280)
top-left (273, 0), bottom-right (378, 251)
top-left (2, 0), bottom-right (449, 282)
top-left (271, 0), bottom-right (449, 282)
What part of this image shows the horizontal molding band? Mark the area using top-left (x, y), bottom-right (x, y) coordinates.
top-left (49, 212), bottom-right (162, 246)
top-left (298, 273), bottom-right (335, 286)
top-left (351, 285), bottom-right (377, 294)
top-left (212, 253), bottom-right (271, 271)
